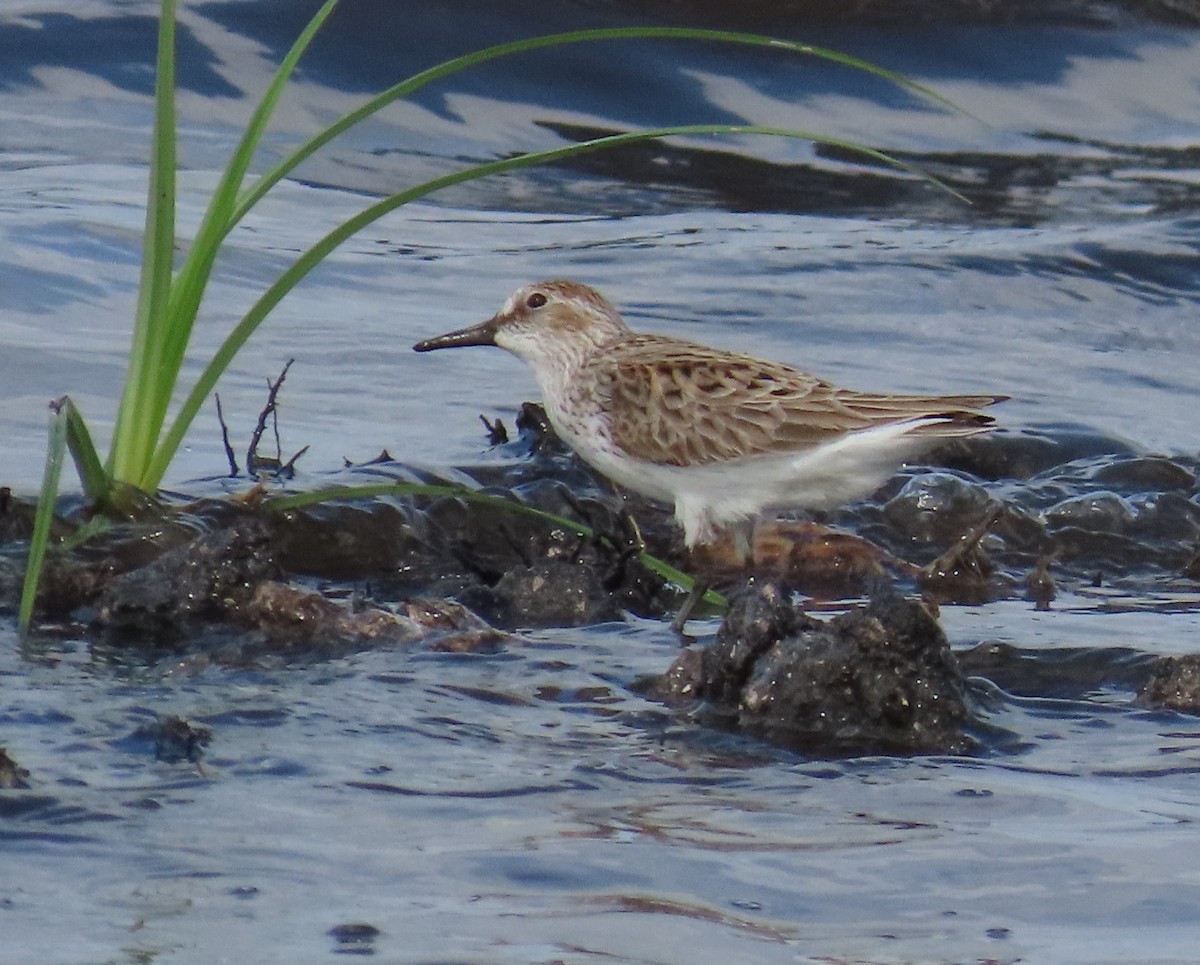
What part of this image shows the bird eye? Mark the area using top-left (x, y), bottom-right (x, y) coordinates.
top-left (526, 292), bottom-right (547, 309)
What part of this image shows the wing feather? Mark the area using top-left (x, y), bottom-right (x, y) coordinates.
top-left (583, 334), bottom-right (1003, 467)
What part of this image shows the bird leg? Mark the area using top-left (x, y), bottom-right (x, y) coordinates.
top-left (670, 520), bottom-right (755, 634)
top-left (670, 577), bottom-right (712, 633)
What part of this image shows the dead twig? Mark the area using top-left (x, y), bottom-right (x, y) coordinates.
top-left (214, 393), bottom-right (239, 477)
top-left (247, 359), bottom-right (295, 476)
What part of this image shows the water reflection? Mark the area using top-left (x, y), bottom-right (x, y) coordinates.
top-left (0, 10), bottom-right (238, 98)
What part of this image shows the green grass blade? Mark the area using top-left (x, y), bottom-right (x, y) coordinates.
top-left (264, 481), bottom-right (721, 603)
top-left (146, 0), bottom-right (342, 490)
top-left (143, 121), bottom-right (950, 490)
top-left (19, 399), bottom-right (71, 638)
top-left (108, 0), bottom-right (178, 485)
top-left (60, 399), bottom-right (112, 506)
top-left (229, 26), bottom-right (964, 230)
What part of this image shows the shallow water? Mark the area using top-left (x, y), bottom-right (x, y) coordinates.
top-left (6, 605), bottom-right (1200, 964)
top-left (3, 1), bottom-right (1200, 962)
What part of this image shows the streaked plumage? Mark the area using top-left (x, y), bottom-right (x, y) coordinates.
top-left (414, 280), bottom-right (1005, 625)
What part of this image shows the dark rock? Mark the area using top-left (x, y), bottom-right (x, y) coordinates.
top-left (659, 581), bottom-right (811, 708)
top-left (1044, 491), bottom-right (1137, 533)
top-left (883, 472), bottom-right (996, 544)
top-left (652, 584), bottom-right (986, 756)
top-left (271, 501), bottom-right (424, 580)
top-left (488, 559), bottom-right (625, 627)
top-left (1187, 544), bottom-right (1200, 581)
top-left (96, 517), bottom-right (282, 646)
top-left (328, 922), bottom-right (381, 948)
top-left (1137, 655), bottom-right (1200, 714)
top-left (1131, 491), bottom-right (1200, 541)
top-left (424, 491), bottom-right (669, 627)
top-left (936, 427), bottom-right (1135, 483)
top-left (1049, 526), bottom-right (1164, 569)
top-left (245, 581), bottom-right (423, 652)
top-left (0, 487), bottom-right (37, 546)
top-left (23, 555), bottom-right (120, 618)
top-left (1092, 456), bottom-right (1196, 491)
top-left (607, 0), bottom-right (1200, 29)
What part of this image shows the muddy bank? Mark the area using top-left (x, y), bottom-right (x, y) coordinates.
top-left (2, 408), bottom-right (1199, 758)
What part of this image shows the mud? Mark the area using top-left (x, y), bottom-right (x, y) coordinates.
top-left (1137, 655), bottom-right (1200, 714)
top-left (96, 517), bottom-right (281, 646)
top-left (3, 407), bottom-right (1199, 756)
top-left (650, 583), bottom-right (994, 756)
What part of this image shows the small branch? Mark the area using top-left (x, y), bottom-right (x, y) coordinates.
top-left (479, 414), bottom-right (508, 445)
top-left (281, 444), bottom-right (310, 478)
top-left (271, 396), bottom-right (283, 464)
top-left (247, 358), bottom-right (294, 475)
top-left (214, 393), bottom-right (239, 477)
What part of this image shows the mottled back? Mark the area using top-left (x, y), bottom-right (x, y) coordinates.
top-left (580, 334), bottom-right (1000, 467)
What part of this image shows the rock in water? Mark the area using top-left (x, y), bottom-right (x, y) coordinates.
top-left (653, 583), bottom-right (988, 757)
top-left (97, 518), bottom-right (281, 646)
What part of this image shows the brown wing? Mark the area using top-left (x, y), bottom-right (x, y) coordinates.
top-left (587, 335), bottom-right (1002, 467)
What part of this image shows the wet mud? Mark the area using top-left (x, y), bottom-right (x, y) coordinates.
top-left (649, 584), bottom-right (996, 756)
top-left (2, 405), bottom-right (1199, 760)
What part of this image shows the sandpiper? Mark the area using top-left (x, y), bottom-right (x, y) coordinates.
top-left (414, 280), bottom-right (1005, 629)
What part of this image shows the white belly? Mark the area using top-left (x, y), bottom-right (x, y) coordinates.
top-left (551, 404), bottom-right (945, 547)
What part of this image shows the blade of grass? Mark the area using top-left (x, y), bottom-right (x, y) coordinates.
top-left (19, 399), bottom-right (71, 638)
top-left (230, 26), bottom-right (967, 232)
top-left (108, 0), bottom-right (178, 484)
top-left (140, 0), bottom-right (342, 490)
top-left (60, 399), bottom-right (111, 507)
top-left (265, 481), bottom-right (722, 604)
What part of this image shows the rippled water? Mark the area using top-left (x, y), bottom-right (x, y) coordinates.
top-left (3, 2), bottom-right (1200, 962)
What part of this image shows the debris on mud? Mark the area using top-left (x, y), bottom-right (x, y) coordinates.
top-left (650, 583), bottom-right (992, 756)
top-left (1024, 554), bottom-right (1058, 609)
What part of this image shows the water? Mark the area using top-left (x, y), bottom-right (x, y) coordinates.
top-left (6, 609), bottom-right (1200, 963)
top-left (2, 1), bottom-right (1200, 962)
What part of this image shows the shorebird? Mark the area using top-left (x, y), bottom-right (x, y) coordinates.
top-left (414, 280), bottom-right (1005, 629)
